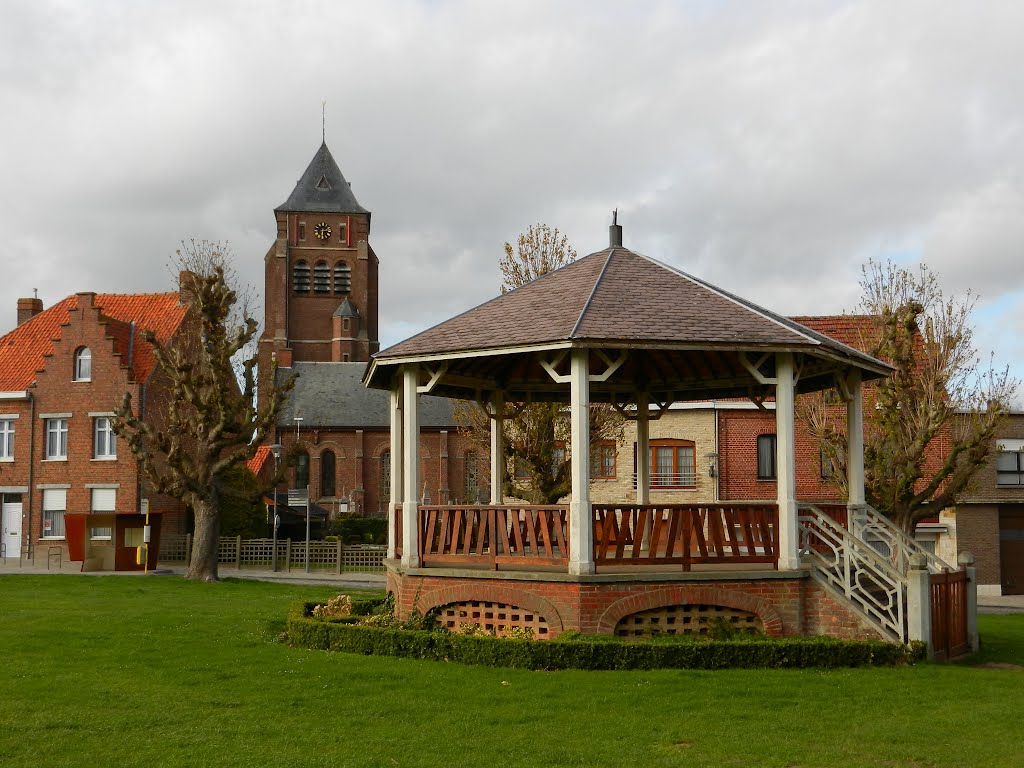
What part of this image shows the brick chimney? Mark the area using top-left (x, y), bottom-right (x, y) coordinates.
top-left (17, 297), bottom-right (43, 326)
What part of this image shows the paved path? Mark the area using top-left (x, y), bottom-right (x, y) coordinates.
top-left (0, 559), bottom-right (386, 590)
top-left (978, 594), bottom-right (1024, 615)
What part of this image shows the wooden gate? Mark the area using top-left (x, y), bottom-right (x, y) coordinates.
top-left (930, 570), bottom-right (969, 661)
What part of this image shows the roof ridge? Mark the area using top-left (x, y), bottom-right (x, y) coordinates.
top-left (570, 247), bottom-right (615, 338)
top-left (627, 250), bottom-right (820, 345)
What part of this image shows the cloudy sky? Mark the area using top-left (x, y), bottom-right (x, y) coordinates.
top-left (2, 1), bottom-right (1022, 402)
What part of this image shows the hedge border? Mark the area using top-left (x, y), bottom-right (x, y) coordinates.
top-left (287, 601), bottom-right (928, 670)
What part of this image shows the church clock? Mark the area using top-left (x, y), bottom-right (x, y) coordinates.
top-left (313, 222), bottom-right (332, 240)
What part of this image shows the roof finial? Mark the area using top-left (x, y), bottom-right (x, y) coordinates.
top-left (609, 209), bottom-right (623, 248)
top-left (33, 287), bottom-right (38, 299)
top-left (321, 99), bottom-right (327, 143)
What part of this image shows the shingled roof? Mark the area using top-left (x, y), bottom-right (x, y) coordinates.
top-left (276, 142), bottom-right (369, 215)
top-left (365, 246), bottom-right (892, 402)
top-left (0, 292), bottom-right (187, 390)
top-left (279, 362), bottom-right (456, 429)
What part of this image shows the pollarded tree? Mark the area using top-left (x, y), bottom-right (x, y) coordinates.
top-left (114, 241), bottom-right (293, 581)
top-left (803, 259), bottom-right (1016, 533)
top-left (456, 224), bottom-right (623, 504)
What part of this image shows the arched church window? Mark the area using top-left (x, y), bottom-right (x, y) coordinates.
top-left (465, 451), bottom-right (479, 503)
top-left (313, 261), bottom-right (331, 293)
top-left (321, 449), bottom-right (336, 497)
top-left (333, 262), bottom-right (351, 294)
top-left (380, 450), bottom-right (391, 498)
top-left (292, 261), bottom-right (310, 293)
top-left (294, 450), bottom-right (310, 490)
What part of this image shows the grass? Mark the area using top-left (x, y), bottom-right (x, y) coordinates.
top-left (0, 575), bottom-right (1019, 768)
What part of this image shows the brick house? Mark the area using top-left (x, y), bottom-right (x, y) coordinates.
top-left (948, 412), bottom-right (1024, 595)
top-left (0, 289), bottom-right (189, 568)
top-left (255, 143), bottom-right (477, 521)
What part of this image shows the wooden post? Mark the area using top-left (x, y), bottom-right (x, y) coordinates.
top-left (490, 391), bottom-right (505, 505)
top-left (236, 535), bottom-right (242, 569)
top-left (337, 539), bottom-right (343, 575)
top-left (846, 369), bottom-right (865, 509)
top-left (285, 539), bottom-right (292, 572)
top-left (402, 366), bottom-right (421, 568)
top-left (568, 348), bottom-right (594, 575)
top-left (775, 352), bottom-right (799, 571)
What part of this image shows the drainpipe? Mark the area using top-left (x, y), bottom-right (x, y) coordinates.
top-left (26, 388), bottom-right (35, 561)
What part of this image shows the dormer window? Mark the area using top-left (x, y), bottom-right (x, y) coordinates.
top-left (313, 261), bottom-right (331, 293)
top-left (293, 260), bottom-right (311, 293)
top-left (333, 262), bottom-right (351, 294)
top-left (74, 347), bottom-right (91, 381)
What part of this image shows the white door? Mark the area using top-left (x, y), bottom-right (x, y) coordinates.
top-left (2, 502), bottom-right (22, 559)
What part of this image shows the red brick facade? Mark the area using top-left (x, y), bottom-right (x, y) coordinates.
top-left (386, 569), bottom-right (880, 640)
top-left (0, 291), bottom-right (189, 566)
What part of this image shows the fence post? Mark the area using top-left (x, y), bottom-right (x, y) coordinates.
top-left (285, 539), bottom-right (292, 572)
top-left (236, 536), bottom-right (242, 569)
top-left (958, 551), bottom-right (979, 653)
top-left (907, 553), bottom-right (933, 659)
top-left (185, 533), bottom-right (193, 565)
top-left (337, 539), bottom-right (343, 575)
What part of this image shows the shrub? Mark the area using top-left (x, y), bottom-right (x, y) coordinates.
top-left (326, 516), bottom-right (387, 545)
top-left (287, 600), bottom-right (927, 670)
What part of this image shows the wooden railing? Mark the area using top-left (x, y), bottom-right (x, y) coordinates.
top-left (419, 505), bottom-right (569, 569)
top-left (592, 503), bottom-right (779, 570)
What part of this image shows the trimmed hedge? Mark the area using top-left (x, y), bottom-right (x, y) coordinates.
top-left (287, 601), bottom-right (927, 670)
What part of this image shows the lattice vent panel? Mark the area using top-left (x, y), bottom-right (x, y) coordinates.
top-left (615, 604), bottom-right (763, 637)
top-left (435, 601), bottom-right (550, 638)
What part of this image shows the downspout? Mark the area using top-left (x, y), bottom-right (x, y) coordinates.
top-left (26, 388), bottom-right (35, 561)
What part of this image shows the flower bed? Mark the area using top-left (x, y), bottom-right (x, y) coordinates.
top-left (286, 595), bottom-right (927, 670)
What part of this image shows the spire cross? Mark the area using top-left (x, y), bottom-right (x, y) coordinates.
top-left (321, 99), bottom-right (327, 143)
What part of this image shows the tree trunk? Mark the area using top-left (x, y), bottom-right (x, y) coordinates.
top-left (186, 497), bottom-right (220, 581)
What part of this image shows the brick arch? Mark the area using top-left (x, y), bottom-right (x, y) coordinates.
top-left (415, 584), bottom-right (564, 633)
top-left (312, 442), bottom-right (346, 459)
top-left (597, 586), bottom-right (783, 637)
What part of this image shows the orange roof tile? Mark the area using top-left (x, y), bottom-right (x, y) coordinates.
top-left (0, 292), bottom-right (188, 390)
top-left (247, 444), bottom-right (272, 475)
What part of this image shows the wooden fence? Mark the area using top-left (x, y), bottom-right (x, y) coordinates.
top-left (419, 505), bottom-right (569, 569)
top-left (159, 534), bottom-right (386, 573)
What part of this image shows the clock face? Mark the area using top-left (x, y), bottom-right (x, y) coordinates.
top-left (314, 222), bottom-right (332, 240)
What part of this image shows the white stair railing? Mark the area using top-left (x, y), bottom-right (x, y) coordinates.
top-left (847, 504), bottom-right (950, 575)
top-left (798, 504), bottom-right (908, 643)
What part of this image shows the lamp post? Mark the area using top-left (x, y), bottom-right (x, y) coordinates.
top-left (270, 443), bottom-right (283, 572)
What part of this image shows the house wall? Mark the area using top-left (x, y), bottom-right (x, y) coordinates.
top-left (591, 408), bottom-right (717, 505)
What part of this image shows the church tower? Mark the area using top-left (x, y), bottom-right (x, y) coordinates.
top-left (259, 142), bottom-right (379, 393)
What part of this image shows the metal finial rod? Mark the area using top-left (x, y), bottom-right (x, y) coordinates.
top-left (322, 99), bottom-right (326, 143)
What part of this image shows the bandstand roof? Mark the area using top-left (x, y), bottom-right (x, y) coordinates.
top-left (364, 245), bottom-right (892, 403)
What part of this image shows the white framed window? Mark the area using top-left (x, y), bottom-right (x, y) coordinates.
top-left (44, 418), bottom-right (68, 460)
top-left (93, 417), bottom-right (116, 459)
top-left (42, 488), bottom-right (67, 539)
top-left (74, 347), bottom-right (92, 381)
top-left (90, 488), bottom-right (115, 539)
top-left (0, 417), bottom-right (14, 460)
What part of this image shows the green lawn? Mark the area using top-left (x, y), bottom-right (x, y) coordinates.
top-left (0, 575), bottom-right (1019, 768)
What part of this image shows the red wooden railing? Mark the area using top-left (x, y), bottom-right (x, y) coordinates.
top-left (418, 505), bottom-right (569, 569)
top-left (931, 569), bottom-right (969, 660)
top-left (592, 503), bottom-right (779, 570)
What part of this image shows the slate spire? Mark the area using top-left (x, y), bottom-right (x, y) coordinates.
top-left (276, 142), bottom-right (369, 214)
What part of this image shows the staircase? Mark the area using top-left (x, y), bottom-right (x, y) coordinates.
top-left (797, 503), bottom-right (951, 643)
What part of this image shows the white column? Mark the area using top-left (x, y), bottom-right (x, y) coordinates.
top-left (845, 369), bottom-right (865, 508)
top-left (635, 392), bottom-right (650, 505)
top-left (775, 352), bottom-right (800, 571)
top-left (490, 391), bottom-right (505, 505)
top-left (387, 383), bottom-right (403, 560)
top-left (401, 366), bottom-right (421, 568)
top-left (568, 348), bottom-right (594, 575)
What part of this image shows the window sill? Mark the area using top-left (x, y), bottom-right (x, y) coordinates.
top-left (73, 379), bottom-right (92, 383)
top-left (650, 487), bottom-right (698, 492)
top-left (0, 457), bottom-right (13, 463)
top-left (42, 457), bottom-right (68, 462)
top-left (91, 457), bottom-right (117, 462)
top-left (40, 536), bottom-right (65, 541)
